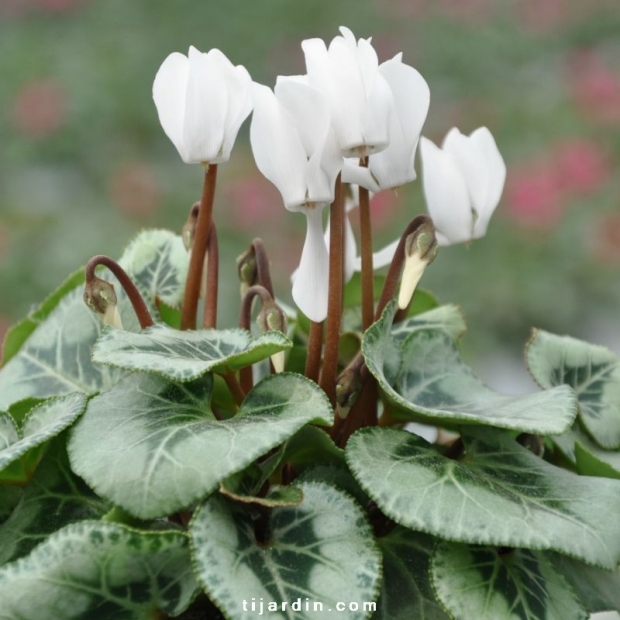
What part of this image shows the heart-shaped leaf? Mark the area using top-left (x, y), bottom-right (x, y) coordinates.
top-left (118, 229), bottom-right (189, 309)
top-left (363, 303), bottom-right (577, 434)
top-left (391, 303), bottom-right (466, 343)
top-left (527, 329), bottom-right (620, 448)
top-left (346, 427), bottom-right (620, 569)
top-left (0, 436), bottom-right (107, 565)
top-left (0, 280), bottom-right (145, 410)
top-left (92, 323), bottom-right (292, 381)
top-left (375, 528), bottom-right (449, 620)
top-left (69, 372), bottom-right (332, 518)
top-left (190, 481), bottom-right (381, 620)
top-left (431, 542), bottom-right (587, 620)
top-left (0, 521), bottom-right (198, 619)
top-left (0, 393), bottom-right (87, 483)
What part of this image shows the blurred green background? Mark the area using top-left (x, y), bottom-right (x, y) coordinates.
top-left (2, 0), bottom-right (620, 388)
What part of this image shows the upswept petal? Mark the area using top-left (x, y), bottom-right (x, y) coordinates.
top-left (470, 127), bottom-right (506, 238)
top-left (181, 47), bottom-right (228, 163)
top-left (152, 52), bottom-right (189, 161)
top-left (420, 137), bottom-right (473, 245)
top-left (442, 127), bottom-right (489, 221)
top-left (359, 71), bottom-right (393, 155)
top-left (250, 83), bottom-right (308, 210)
top-left (219, 64), bottom-right (253, 163)
top-left (292, 208), bottom-right (329, 322)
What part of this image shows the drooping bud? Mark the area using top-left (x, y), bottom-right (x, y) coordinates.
top-left (398, 219), bottom-right (438, 310)
top-left (181, 202), bottom-right (200, 251)
top-left (257, 300), bottom-right (288, 373)
top-left (236, 245), bottom-right (258, 298)
top-left (83, 277), bottom-right (123, 330)
top-left (335, 365), bottom-right (364, 419)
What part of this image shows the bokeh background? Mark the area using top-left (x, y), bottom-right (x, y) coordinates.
top-left (2, 0), bottom-right (620, 392)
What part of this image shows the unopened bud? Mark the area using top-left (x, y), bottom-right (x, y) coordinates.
top-left (335, 367), bottom-right (364, 419)
top-left (517, 433), bottom-right (545, 457)
top-left (257, 300), bottom-right (288, 374)
top-left (181, 202), bottom-right (200, 251)
top-left (398, 221), bottom-right (438, 310)
top-left (84, 277), bottom-right (123, 330)
top-left (236, 245), bottom-right (258, 298)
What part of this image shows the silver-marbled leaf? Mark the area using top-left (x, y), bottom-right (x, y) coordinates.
top-left (190, 481), bottom-right (381, 620)
top-left (363, 303), bottom-right (577, 434)
top-left (346, 427), bottom-right (620, 569)
top-left (69, 372), bottom-right (332, 519)
top-left (92, 323), bottom-right (292, 381)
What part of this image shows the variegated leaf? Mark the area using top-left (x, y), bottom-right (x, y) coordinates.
top-left (69, 372), bottom-right (332, 519)
top-left (363, 303), bottom-right (577, 434)
top-left (190, 481), bottom-right (381, 620)
top-left (346, 427), bottom-right (620, 569)
top-left (92, 323), bottom-right (292, 381)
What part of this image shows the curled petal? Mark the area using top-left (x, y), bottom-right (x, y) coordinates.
top-left (292, 208), bottom-right (329, 322)
top-left (219, 64), bottom-right (253, 162)
top-left (250, 83), bottom-right (308, 210)
top-left (420, 137), bottom-right (473, 245)
top-left (342, 159), bottom-right (381, 193)
top-left (153, 52), bottom-right (190, 161)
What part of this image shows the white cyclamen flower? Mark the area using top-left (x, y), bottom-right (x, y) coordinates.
top-left (420, 127), bottom-right (506, 245)
top-left (343, 53), bottom-right (430, 192)
top-left (302, 27), bottom-right (394, 158)
top-left (153, 46), bottom-right (252, 164)
top-left (250, 78), bottom-right (343, 322)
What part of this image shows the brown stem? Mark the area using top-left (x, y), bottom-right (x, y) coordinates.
top-left (305, 321), bottom-right (324, 384)
top-left (358, 157), bottom-right (374, 330)
top-left (238, 285), bottom-right (275, 393)
top-left (319, 175), bottom-right (344, 405)
top-left (85, 255), bottom-right (154, 329)
top-left (223, 372), bottom-right (246, 407)
top-left (252, 238), bottom-right (275, 298)
top-left (181, 164), bottom-right (218, 330)
top-left (202, 220), bottom-right (219, 329)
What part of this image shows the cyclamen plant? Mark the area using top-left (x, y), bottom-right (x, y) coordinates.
top-left (0, 26), bottom-right (619, 620)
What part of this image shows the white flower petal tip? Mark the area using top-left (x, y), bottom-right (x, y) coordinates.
top-left (270, 351), bottom-right (286, 374)
top-left (397, 221), bottom-right (438, 310)
top-left (421, 127), bottom-right (506, 245)
top-left (153, 47), bottom-right (253, 165)
top-left (102, 304), bottom-right (124, 331)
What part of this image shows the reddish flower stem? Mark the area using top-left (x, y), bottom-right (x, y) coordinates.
top-left (358, 157), bottom-right (374, 330)
top-left (304, 320), bottom-right (324, 384)
top-left (202, 220), bottom-right (219, 329)
top-left (85, 255), bottom-right (154, 329)
top-left (181, 164), bottom-right (218, 330)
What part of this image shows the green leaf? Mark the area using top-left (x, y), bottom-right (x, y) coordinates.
top-left (69, 372), bottom-right (333, 519)
top-left (527, 329), bottom-right (620, 449)
top-left (407, 288), bottom-right (440, 316)
top-left (0, 522), bottom-right (198, 619)
top-left (549, 552), bottom-right (620, 614)
top-left (391, 303), bottom-right (466, 343)
top-left (190, 481), bottom-right (382, 620)
top-left (346, 427), bottom-right (620, 568)
top-left (0, 436), bottom-right (107, 565)
top-left (363, 304), bottom-right (577, 434)
top-left (119, 229), bottom-right (189, 309)
top-left (0, 280), bottom-right (145, 410)
top-left (92, 323), bottom-right (292, 381)
top-left (1, 269), bottom-right (84, 366)
top-left (0, 393), bottom-right (87, 483)
top-left (431, 542), bottom-right (587, 620)
top-left (280, 425), bottom-right (345, 474)
top-left (375, 528), bottom-right (449, 620)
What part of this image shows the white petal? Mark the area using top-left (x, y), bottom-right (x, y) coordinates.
top-left (342, 159), bottom-right (381, 193)
top-left (292, 208), bottom-right (329, 322)
top-left (183, 47), bottom-right (227, 163)
top-left (219, 63), bottom-right (253, 163)
top-left (420, 137), bottom-right (473, 245)
top-left (470, 127), bottom-right (506, 238)
top-left (359, 71), bottom-right (393, 155)
top-left (398, 254), bottom-right (429, 309)
top-left (153, 52), bottom-right (189, 161)
top-left (442, 127), bottom-right (489, 224)
top-left (249, 83), bottom-right (308, 209)
top-left (371, 238), bottom-right (400, 269)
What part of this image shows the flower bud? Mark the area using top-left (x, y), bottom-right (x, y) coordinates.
top-left (181, 202), bottom-right (200, 251)
top-left (236, 245), bottom-right (258, 298)
top-left (83, 277), bottom-right (123, 330)
top-left (398, 220), bottom-right (438, 310)
top-left (335, 366), bottom-right (364, 419)
top-left (256, 300), bottom-right (288, 373)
